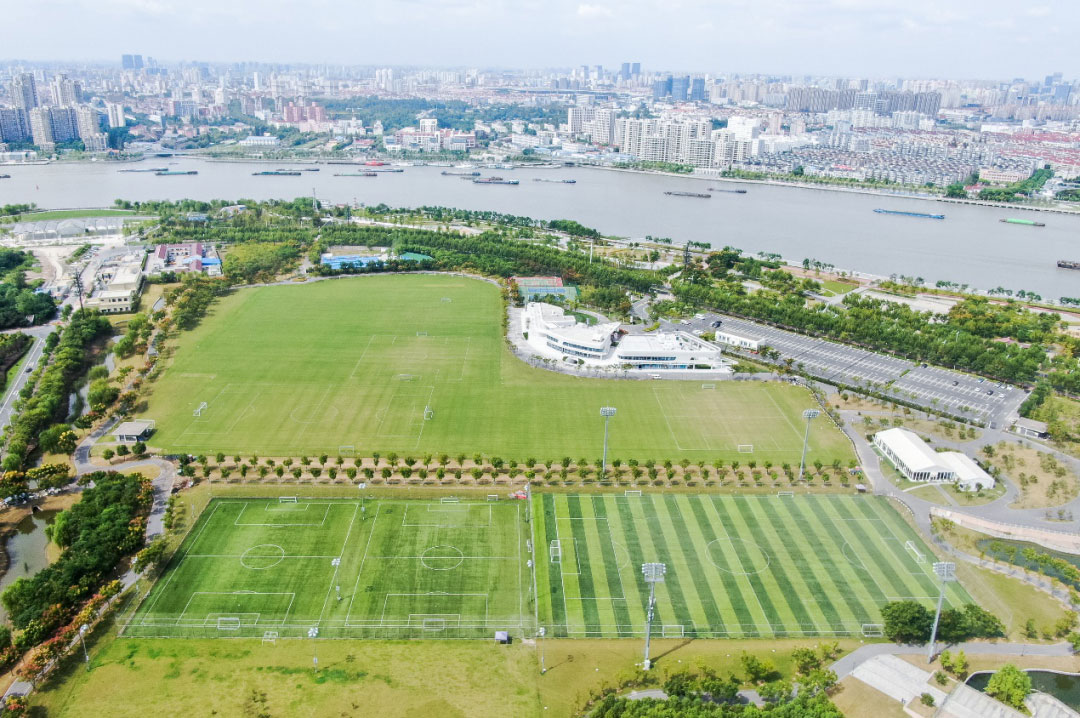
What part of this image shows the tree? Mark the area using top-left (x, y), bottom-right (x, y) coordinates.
top-left (945, 183), bottom-right (967, 199)
top-left (740, 652), bottom-right (776, 683)
top-left (133, 538), bottom-right (168, 573)
top-left (985, 664), bottom-right (1031, 710)
top-left (881, 600), bottom-right (933, 644)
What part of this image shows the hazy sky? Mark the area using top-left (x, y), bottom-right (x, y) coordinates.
top-left (5, 0), bottom-right (1077, 80)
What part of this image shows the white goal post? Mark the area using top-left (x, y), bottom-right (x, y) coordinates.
top-left (737, 444), bottom-right (754, 453)
top-left (424, 406), bottom-right (434, 420)
top-left (624, 490), bottom-right (643, 497)
top-left (776, 491), bottom-right (795, 497)
top-left (440, 497), bottom-right (459, 504)
top-left (278, 496), bottom-right (298, 504)
top-left (549, 539), bottom-right (561, 563)
top-left (441, 297), bottom-right (452, 302)
top-left (904, 540), bottom-right (926, 564)
top-left (217, 617), bottom-right (241, 630)
top-left (862, 624), bottom-right (885, 637)
top-left (701, 383), bottom-right (716, 390)
top-left (661, 624), bottom-right (685, 638)
top-left (262, 631), bottom-right (278, 643)
top-left (338, 445), bottom-right (356, 457)
top-left (416, 331), bottom-right (428, 337)
top-left (193, 401), bottom-right (208, 417)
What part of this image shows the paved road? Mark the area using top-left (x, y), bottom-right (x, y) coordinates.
top-left (0, 326), bottom-right (55, 433)
top-left (831, 641), bottom-right (1075, 679)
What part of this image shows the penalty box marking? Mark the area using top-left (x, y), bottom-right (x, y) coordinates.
top-left (177, 591), bottom-right (296, 626)
top-left (401, 503), bottom-right (493, 528)
top-left (379, 593), bottom-right (490, 625)
top-left (234, 502), bottom-right (332, 527)
top-left (552, 515), bottom-right (627, 601)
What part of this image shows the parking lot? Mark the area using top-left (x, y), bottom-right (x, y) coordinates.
top-left (664, 313), bottom-right (1028, 427)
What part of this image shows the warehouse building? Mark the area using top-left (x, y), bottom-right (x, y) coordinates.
top-left (873, 427), bottom-right (994, 491)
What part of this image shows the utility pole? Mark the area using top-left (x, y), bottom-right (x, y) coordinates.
top-left (78, 625), bottom-right (90, 670)
top-left (927, 562), bottom-right (956, 663)
top-left (797, 409), bottom-right (820, 482)
top-left (600, 407), bottom-right (617, 478)
top-left (642, 563), bottom-right (666, 670)
top-left (72, 272), bottom-right (84, 311)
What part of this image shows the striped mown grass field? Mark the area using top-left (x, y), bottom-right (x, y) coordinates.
top-left (533, 493), bottom-right (971, 639)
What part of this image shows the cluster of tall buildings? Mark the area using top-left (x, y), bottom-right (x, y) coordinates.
top-left (0, 72), bottom-right (111, 151)
top-left (652, 75), bottom-right (706, 102)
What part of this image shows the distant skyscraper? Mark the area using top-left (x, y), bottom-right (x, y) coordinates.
top-left (671, 76), bottom-right (690, 101)
top-left (29, 107), bottom-right (55, 147)
top-left (11, 73), bottom-right (40, 110)
top-left (106, 102), bottom-right (126, 129)
top-left (121, 54), bottom-right (143, 70)
top-left (620, 62), bottom-right (631, 81)
top-left (50, 74), bottom-right (80, 106)
top-left (631, 63), bottom-right (641, 76)
top-left (689, 78), bottom-right (706, 102)
top-left (652, 76), bottom-right (673, 101)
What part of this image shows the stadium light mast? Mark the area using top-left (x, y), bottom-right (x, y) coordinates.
top-left (641, 562), bottom-right (666, 670)
top-left (927, 561), bottom-right (956, 663)
top-left (78, 624), bottom-right (90, 670)
top-left (796, 409), bottom-right (821, 483)
top-left (600, 407), bottom-right (617, 477)
top-left (308, 626), bottom-right (319, 672)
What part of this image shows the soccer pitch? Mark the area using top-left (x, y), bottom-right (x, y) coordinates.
top-left (534, 493), bottom-right (971, 638)
top-left (125, 497), bottom-right (529, 639)
top-left (126, 493), bottom-right (969, 641)
top-left (141, 275), bottom-right (852, 462)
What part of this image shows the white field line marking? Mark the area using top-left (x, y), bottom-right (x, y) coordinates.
top-left (345, 502), bottom-right (382, 626)
top-left (140, 502), bottom-right (225, 622)
top-left (315, 502), bottom-right (359, 626)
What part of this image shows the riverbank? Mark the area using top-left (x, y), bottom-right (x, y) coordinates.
top-left (0, 493), bottom-right (79, 581)
top-left (585, 164), bottom-right (1080, 215)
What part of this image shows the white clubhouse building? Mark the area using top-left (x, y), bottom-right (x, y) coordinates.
top-left (522, 302), bottom-right (729, 371)
top-left (873, 427), bottom-right (994, 492)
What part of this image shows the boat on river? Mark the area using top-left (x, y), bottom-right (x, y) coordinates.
top-left (155, 170), bottom-right (198, 176)
top-left (665, 191), bottom-right (711, 198)
top-left (1000, 217), bottom-right (1045, 227)
top-left (874, 208), bottom-right (945, 220)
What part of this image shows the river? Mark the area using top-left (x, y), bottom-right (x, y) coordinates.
top-left (2, 158), bottom-right (1078, 298)
top-left (0, 508), bottom-right (60, 623)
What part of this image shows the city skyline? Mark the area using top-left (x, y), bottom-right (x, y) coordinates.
top-left (4, 0), bottom-right (1078, 79)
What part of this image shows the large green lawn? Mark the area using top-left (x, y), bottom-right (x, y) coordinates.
top-left (535, 493), bottom-right (971, 639)
top-left (142, 275), bottom-right (852, 462)
top-left (125, 497), bottom-right (528, 639)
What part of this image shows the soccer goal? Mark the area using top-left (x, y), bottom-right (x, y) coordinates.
top-left (661, 624), bottom-right (685, 638)
top-left (440, 497), bottom-right (460, 504)
top-left (904, 540), bottom-right (926, 564)
top-left (737, 444), bottom-right (755, 453)
top-left (279, 496), bottom-right (298, 504)
top-left (861, 624), bottom-right (885, 638)
top-left (441, 297), bottom-right (452, 303)
top-left (701, 383), bottom-right (716, 390)
top-left (262, 631), bottom-right (278, 644)
top-left (424, 406), bottom-right (434, 420)
top-left (338, 445), bottom-right (356, 458)
top-left (624, 489), bottom-right (643, 498)
top-left (217, 617), bottom-right (241, 631)
top-left (396, 374), bottom-right (417, 381)
top-left (549, 540), bottom-right (562, 564)
top-left (777, 491), bottom-right (795, 497)
top-left (486, 494), bottom-right (499, 502)
top-left (416, 331), bottom-right (429, 337)
top-left (193, 401), bottom-right (208, 417)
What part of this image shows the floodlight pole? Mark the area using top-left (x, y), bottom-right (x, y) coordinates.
top-left (600, 407), bottom-right (617, 478)
top-left (641, 562), bottom-right (666, 670)
top-left (797, 409), bottom-right (820, 483)
top-left (538, 626), bottom-right (546, 674)
top-left (927, 562), bottom-right (955, 663)
top-left (308, 627), bottom-right (319, 671)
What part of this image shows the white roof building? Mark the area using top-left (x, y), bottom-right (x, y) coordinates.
top-left (873, 427), bottom-right (994, 491)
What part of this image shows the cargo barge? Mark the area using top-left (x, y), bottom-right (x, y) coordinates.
top-left (533, 178), bottom-right (577, 184)
top-left (334, 172), bottom-right (378, 177)
top-left (119, 167), bottom-right (167, 173)
top-left (707, 187), bottom-right (747, 194)
top-left (473, 177), bottom-right (519, 185)
top-left (665, 191), bottom-right (711, 198)
top-left (442, 170), bottom-right (480, 176)
top-left (1000, 218), bottom-right (1045, 227)
top-left (0, 174), bottom-right (9, 179)
top-left (1058, 260), bottom-right (1080, 271)
top-left (874, 208), bottom-right (945, 219)
top-left (253, 170), bottom-right (301, 176)
top-left (155, 170), bottom-right (198, 176)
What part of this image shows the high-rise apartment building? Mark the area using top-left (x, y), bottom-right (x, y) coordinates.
top-left (0, 109), bottom-right (31, 143)
top-left (50, 73), bottom-right (80, 106)
top-left (11, 73), bottom-right (40, 110)
top-left (106, 103), bottom-right (126, 129)
top-left (689, 78), bottom-right (706, 102)
top-left (121, 54), bottom-right (144, 70)
top-left (671, 76), bottom-right (690, 101)
top-left (29, 107), bottom-right (55, 147)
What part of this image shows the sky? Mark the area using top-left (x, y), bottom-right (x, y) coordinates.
top-left (4, 0), bottom-right (1077, 80)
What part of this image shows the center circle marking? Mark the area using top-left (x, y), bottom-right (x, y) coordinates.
top-left (421, 545), bottom-right (464, 571)
top-left (241, 544), bottom-right (285, 569)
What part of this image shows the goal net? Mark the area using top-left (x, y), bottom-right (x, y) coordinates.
top-left (701, 383), bottom-right (716, 390)
top-left (905, 540), bottom-right (926, 564)
top-left (738, 444), bottom-right (754, 453)
top-left (440, 497), bottom-right (459, 504)
top-left (661, 624), bottom-right (685, 638)
top-left (487, 495), bottom-right (499, 502)
top-left (193, 401), bottom-right (208, 417)
top-left (424, 406), bottom-right (434, 420)
top-left (338, 445), bottom-right (355, 457)
top-left (777, 491), bottom-right (794, 497)
top-left (416, 331), bottom-right (428, 337)
top-left (441, 297), bottom-right (452, 302)
top-left (549, 540), bottom-right (561, 563)
top-left (862, 624), bottom-right (885, 637)
top-left (262, 631), bottom-right (278, 643)
top-left (624, 490), bottom-right (643, 497)
top-left (279, 496), bottom-right (298, 504)
top-left (217, 617), bottom-right (241, 631)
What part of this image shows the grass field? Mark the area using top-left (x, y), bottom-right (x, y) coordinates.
top-left (125, 496), bottom-right (528, 639)
top-left (141, 275), bottom-right (852, 463)
top-left (535, 493), bottom-right (970, 638)
top-left (0, 208), bottom-right (138, 222)
top-left (125, 493), bottom-right (967, 642)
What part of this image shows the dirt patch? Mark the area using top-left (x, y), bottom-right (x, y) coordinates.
top-left (978, 442), bottom-right (1080, 509)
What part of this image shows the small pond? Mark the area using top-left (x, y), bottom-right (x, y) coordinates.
top-left (967, 669), bottom-right (1080, 710)
top-left (0, 509), bottom-right (61, 622)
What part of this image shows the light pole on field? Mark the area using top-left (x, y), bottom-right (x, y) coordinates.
top-left (308, 626), bottom-right (319, 671)
top-left (927, 561), bottom-right (956, 663)
top-left (641, 562), bottom-right (666, 670)
top-left (79, 624), bottom-right (90, 669)
top-left (600, 407), bottom-right (617, 478)
top-left (797, 409), bottom-right (821, 482)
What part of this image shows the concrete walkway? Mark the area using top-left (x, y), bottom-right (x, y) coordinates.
top-left (831, 641), bottom-right (1075, 680)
